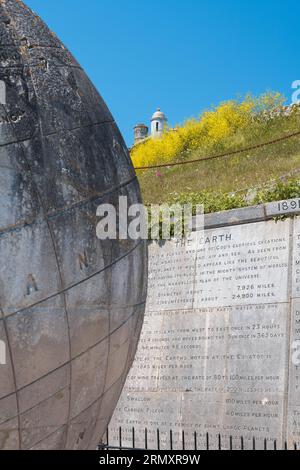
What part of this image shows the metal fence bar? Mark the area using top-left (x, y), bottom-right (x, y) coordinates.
top-left (194, 432), bottom-right (197, 451)
top-left (170, 430), bottom-right (173, 451)
top-left (119, 426), bottom-right (122, 450)
top-left (157, 429), bottom-right (160, 451)
top-left (100, 427), bottom-right (299, 451)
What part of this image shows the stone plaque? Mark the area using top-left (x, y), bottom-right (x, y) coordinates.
top-left (265, 198), bottom-right (300, 218)
top-left (146, 239), bottom-right (196, 311)
top-left (148, 220), bottom-right (290, 311)
top-left (111, 304), bottom-right (288, 449)
top-left (287, 299), bottom-right (300, 445)
top-left (293, 217), bottom-right (300, 299)
top-left (193, 220), bottom-right (290, 308)
top-left (110, 216), bottom-right (300, 449)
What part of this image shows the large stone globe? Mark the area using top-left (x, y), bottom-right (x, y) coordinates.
top-left (0, 0), bottom-right (147, 450)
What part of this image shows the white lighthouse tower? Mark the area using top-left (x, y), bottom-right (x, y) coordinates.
top-left (151, 108), bottom-right (168, 138)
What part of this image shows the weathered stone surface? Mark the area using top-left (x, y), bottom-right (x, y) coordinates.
top-left (288, 299), bottom-right (300, 445)
top-left (110, 216), bottom-right (300, 449)
top-left (147, 220), bottom-right (290, 311)
top-left (0, 0), bottom-right (147, 450)
top-left (146, 239), bottom-right (196, 311)
top-left (203, 205), bottom-right (266, 229)
top-left (292, 217), bottom-right (300, 298)
top-left (265, 198), bottom-right (300, 218)
top-left (193, 220), bottom-right (290, 308)
top-left (192, 198), bottom-right (300, 231)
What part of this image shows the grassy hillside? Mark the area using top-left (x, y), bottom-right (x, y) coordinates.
top-left (133, 93), bottom-right (300, 210)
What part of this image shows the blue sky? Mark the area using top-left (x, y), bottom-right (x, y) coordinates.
top-left (26, 0), bottom-right (300, 145)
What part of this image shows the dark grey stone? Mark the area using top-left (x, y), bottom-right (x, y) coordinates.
top-left (0, 417), bottom-right (19, 450)
top-left (18, 364), bottom-right (70, 414)
top-left (0, 394), bottom-right (18, 425)
top-left (30, 426), bottom-right (67, 450)
top-left (20, 388), bottom-right (70, 449)
top-left (0, 0), bottom-right (147, 450)
top-left (69, 338), bottom-right (109, 419)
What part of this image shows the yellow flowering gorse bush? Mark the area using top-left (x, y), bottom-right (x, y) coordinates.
top-left (131, 92), bottom-right (284, 168)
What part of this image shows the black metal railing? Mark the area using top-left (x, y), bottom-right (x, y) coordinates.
top-left (98, 427), bottom-right (299, 451)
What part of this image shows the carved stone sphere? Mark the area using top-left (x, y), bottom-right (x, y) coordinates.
top-left (0, 0), bottom-right (147, 450)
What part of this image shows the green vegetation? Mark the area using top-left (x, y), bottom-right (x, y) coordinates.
top-left (169, 179), bottom-right (300, 215)
top-left (133, 92), bottom-right (300, 211)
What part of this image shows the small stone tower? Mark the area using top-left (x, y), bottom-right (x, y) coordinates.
top-left (151, 108), bottom-right (168, 137)
top-left (134, 123), bottom-right (149, 144)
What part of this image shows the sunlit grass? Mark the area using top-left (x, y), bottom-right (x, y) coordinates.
top-left (136, 104), bottom-right (300, 206)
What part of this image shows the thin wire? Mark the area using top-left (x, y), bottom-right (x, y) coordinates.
top-left (143, 167), bottom-right (300, 207)
top-left (134, 129), bottom-right (300, 170)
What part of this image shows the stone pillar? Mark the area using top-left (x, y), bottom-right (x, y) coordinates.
top-left (134, 123), bottom-right (149, 143)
